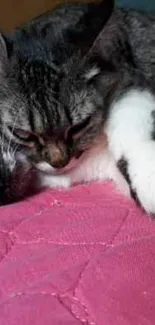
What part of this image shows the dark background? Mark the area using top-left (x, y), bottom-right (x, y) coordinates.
top-left (0, 0), bottom-right (154, 32)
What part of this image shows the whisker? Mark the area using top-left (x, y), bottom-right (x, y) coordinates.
top-left (7, 106), bottom-right (23, 156)
top-left (11, 143), bottom-right (19, 157)
top-left (1, 117), bottom-right (7, 155)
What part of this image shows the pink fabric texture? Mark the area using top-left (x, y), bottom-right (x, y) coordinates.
top-left (0, 182), bottom-right (155, 325)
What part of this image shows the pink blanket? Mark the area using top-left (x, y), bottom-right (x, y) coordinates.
top-left (0, 182), bottom-right (155, 325)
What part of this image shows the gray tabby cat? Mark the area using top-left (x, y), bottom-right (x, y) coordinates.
top-left (1, 0), bottom-right (155, 214)
top-left (0, 0), bottom-right (113, 204)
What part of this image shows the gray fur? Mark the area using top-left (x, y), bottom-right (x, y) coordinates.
top-left (0, 0), bottom-right (114, 203)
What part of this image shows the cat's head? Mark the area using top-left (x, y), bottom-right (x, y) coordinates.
top-left (0, 0), bottom-right (115, 203)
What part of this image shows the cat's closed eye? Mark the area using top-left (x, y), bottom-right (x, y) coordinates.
top-left (11, 128), bottom-right (34, 141)
top-left (8, 127), bottom-right (41, 148)
top-left (68, 116), bottom-right (91, 139)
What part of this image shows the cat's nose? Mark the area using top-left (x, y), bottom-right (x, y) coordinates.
top-left (46, 142), bottom-right (71, 168)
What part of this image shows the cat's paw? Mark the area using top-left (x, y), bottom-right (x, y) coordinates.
top-left (40, 173), bottom-right (71, 189)
top-left (128, 143), bottom-right (155, 214)
top-left (110, 164), bottom-right (131, 198)
top-left (115, 176), bottom-right (131, 198)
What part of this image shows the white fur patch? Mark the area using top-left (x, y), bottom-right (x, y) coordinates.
top-left (36, 162), bottom-right (55, 173)
top-left (106, 89), bottom-right (155, 159)
top-left (40, 135), bottom-right (130, 197)
top-left (3, 152), bottom-right (16, 172)
top-left (85, 67), bottom-right (100, 80)
top-left (106, 89), bottom-right (155, 213)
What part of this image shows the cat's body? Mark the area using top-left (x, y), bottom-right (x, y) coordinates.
top-left (37, 4), bottom-right (155, 213)
top-left (1, 0), bottom-right (155, 213)
top-left (96, 8), bottom-right (155, 81)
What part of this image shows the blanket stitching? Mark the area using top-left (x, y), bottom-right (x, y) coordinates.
top-left (0, 199), bottom-right (63, 234)
top-left (1, 291), bottom-right (94, 324)
top-left (0, 197), bottom-right (132, 235)
top-left (72, 211), bottom-right (129, 293)
top-left (69, 211), bottom-right (130, 325)
top-left (107, 211), bottom-right (130, 247)
top-left (15, 238), bottom-right (107, 246)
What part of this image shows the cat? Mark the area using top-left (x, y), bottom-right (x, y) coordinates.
top-left (40, 5), bottom-right (155, 214)
top-left (1, 0), bottom-right (155, 214)
top-left (0, 0), bottom-right (114, 204)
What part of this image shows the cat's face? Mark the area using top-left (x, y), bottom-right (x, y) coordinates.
top-left (0, 55), bottom-right (105, 171)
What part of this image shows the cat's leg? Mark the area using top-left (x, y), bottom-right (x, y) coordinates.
top-left (106, 88), bottom-right (155, 213)
top-left (68, 144), bottom-right (130, 197)
top-left (40, 143), bottom-right (130, 197)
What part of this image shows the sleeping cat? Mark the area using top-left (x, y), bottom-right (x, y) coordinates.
top-left (0, 0), bottom-right (115, 204)
top-left (1, 0), bottom-right (155, 214)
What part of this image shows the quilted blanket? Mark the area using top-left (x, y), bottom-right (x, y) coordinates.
top-left (0, 182), bottom-right (155, 325)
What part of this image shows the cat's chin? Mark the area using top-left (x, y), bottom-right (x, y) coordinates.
top-left (36, 158), bottom-right (80, 175)
top-left (36, 162), bottom-right (56, 173)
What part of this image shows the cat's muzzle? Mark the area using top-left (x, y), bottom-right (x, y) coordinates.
top-left (45, 141), bottom-right (72, 169)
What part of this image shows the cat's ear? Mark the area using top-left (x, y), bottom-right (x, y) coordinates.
top-left (84, 55), bottom-right (115, 83)
top-left (68, 0), bottom-right (114, 55)
top-left (0, 34), bottom-right (9, 75)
